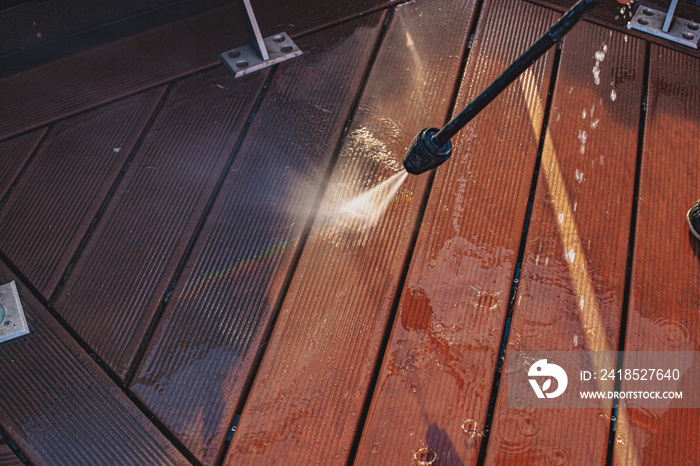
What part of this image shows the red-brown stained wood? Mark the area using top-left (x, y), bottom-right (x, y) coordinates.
top-left (0, 264), bottom-right (187, 465)
top-left (355, 1), bottom-right (559, 464)
top-left (484, 23), bottom-right (644, 465)
top-left (0, 0), bottom-right (394, 141)
top-left (0, 130), bottom-right (45, 199)
top-left (128, 16), bottom-right (386, 465)
top-left (0, 89), bottom-right (165, 298)
top-left (52, 68), bottom-right (267, 380)
top-left (613, 45), bottom-right (700, 466)
top-left (225, 0), bottom-right (478, 463)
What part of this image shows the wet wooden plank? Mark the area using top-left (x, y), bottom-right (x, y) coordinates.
top-left (0, 0), bottom-right (394, 141)
top-left (484, 23), bottom-right (644, 465)
top-left (527, 0), bottom-right (700, 59)
top-left (52, 68), bottom-right (268, 380)
top-left (0, 129), bottom-right (45, 199)
top-left (0, 89), bottom-right (165, 298)
top-left (355, 1), bottom-right (559, 464)
top-left (613, 45), bottom-right (700, 465)
top-left (0, 265), bottom-right (188, 465)
top-left (225, 0), bottom-right (478, 463)
top-left (128, 15), bottom-right (386, 465)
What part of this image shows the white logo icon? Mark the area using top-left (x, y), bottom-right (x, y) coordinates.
top-left (528, 359), bottom-right (568, 398)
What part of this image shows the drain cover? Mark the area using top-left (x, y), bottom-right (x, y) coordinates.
top-left (0, 281), bottom-right (30, 344)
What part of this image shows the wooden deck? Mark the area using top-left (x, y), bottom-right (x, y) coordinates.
top-left (0, 0), bottom-right (698, 464)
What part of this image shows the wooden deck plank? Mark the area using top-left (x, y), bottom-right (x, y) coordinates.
top-left (484, 23), bottom-right (645, 465)
top-left (224, 0), bottom-right (478, 463)
top-left (0, 130), bottom-right (45, 200)
top-left (0, 0), bottom-right (393, 142)
top-left (0, 89), bottom-right (165, 298)
top-left (0, 265), bottom-right (188, 465)
top-left (355, 1), bottom-right (559, 464)
top-left (128, 15), bottom-right (386, 465)
top-left (613, 45), bottom-right (700, 466)
top-left (52, 68), bottom-right (268, 380)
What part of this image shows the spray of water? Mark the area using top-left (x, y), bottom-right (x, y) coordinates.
top-left (324, 170), bottom-right (408, 229)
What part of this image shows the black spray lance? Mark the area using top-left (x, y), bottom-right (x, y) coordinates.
top-left (403, 0), bottom-right (604, 175)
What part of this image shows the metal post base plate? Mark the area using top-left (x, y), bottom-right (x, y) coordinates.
top-left (219, 32), bottom-right (302, 78)
top-left (0, 281), bottom-right (30, 344)
top-left (630, 5), bottom-right (700, 49)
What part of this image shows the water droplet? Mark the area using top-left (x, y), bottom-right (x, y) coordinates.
top-left (617, 435), bottom-right (626, 445)
top-left (414, 447), bottom-right (438, 466)
top-left (577, 130), bottom-right (588, 144)
top-left (371, 443), bottom-right (380, 454)
top-left (575, 169), bottom-right (584, 184)
top-left (595, 51), bottom-right (605, 62)
top-left (558, 213), bottom-right (564, 224)
top-left (579, 296), bottom-right (585, 310)
top-left (462, 419), bottom-right (478, 438)
top-left (610, 90), bottom-right (617, 101)
top-left (549, 449), bottom-right (568, 465)
top-left (590, 118), bottom-right (600, 130)
top-left (565, 248), bottom-right (576, 264)
top-left (582, 109), bottom-right (587, 119)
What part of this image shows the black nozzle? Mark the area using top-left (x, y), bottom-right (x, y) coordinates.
top-left (403, 127), bottom-right (452, 175)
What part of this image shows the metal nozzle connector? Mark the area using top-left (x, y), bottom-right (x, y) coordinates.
top-left (403, 128), bottom-right (453, 175)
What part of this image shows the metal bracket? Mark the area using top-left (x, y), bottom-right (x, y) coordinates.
top-left (219, 0), bottom-right (302, 78)
top-left (630, 1), bottom-right (700, 49)
top-left (0, 281), bottom-right (30, 344)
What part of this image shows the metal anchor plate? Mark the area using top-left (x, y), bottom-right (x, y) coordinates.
top-left (220, 32), bottom-right (302, 78)
top-left (0, 281), bottom-right (30, 344)
top-left (630, 4), bottom-right (700, 49)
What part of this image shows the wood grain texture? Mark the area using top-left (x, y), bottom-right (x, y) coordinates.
top-left (526, 0), bottom-right (700, 59)
top-left (485, 23), bottom-right (644, 466)
top-left (128, 15), bottom-right (386, 465)
top-left (0, 88), bottom-right (165, 298)
top-left (0, 439), bottom-right (21, 466)
top-left (225, 0), bottom-right (478, 463)
top-left (52, 68), bottom-right (267, 380)
top-left (0, 264), bottom-right (187, 465)
top-left (0, 447), bottom-right (21, 466)
top-left (613, 45), bottom-right (700, 466)
top-left (0, 0), bottom-right (393, 141)
top-left (0, 129), bottom-right (45, 200)
top-left (356, 1), bottom-right (559, 464)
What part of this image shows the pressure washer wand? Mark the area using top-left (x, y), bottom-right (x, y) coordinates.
top-left (403, 0), bottom-right (603, 175)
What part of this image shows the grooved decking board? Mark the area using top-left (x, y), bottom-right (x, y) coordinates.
top-left (0, 446), bottom-right (20, 466)
top-left (355, 1), bottom-right (558, 463)
top-left (0, 89), bottom-right (165, 298)
top-left (0, 265), bottom-right (187, 465)
top-left (225, 0), bottom-right (477, 463)
top-left (613, 46), bottom-right (700, 465)
top-left (0, 0), bottom-right (393, 141)
top-left (526, 0), bottom-right (700, 59)
top-left (128, 15), bottom-right (386, 465)
top-left (485, 23), bottom-right (644, 465)
top-left (0, 130), bottom-right (45, 199)
top-left (53, 68), bottom-right (268, 380)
